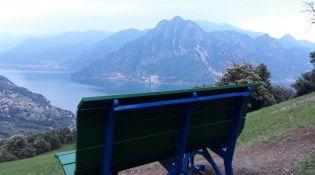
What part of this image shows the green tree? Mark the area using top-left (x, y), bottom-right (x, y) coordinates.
top-left (292, 70), bottom-right (315, 96)
top-left (296, 1), bottom-right (315, 96)
top-left (5, 134), bottom-right (27, 149)
top-left (32, 139), bottom-right (52, 154)
top-left (310, 52), bottom-right (315, 66)
top-left (216, 63), bottom-right (276, 111)
top-left (0, 147), bottom-right (16, 163)
top-left (271, 85), bottom-right (295, 103)
top-left (53, 127), bottom-right (72, 144)
top-left (4, 134), bottom-right (36, 159)
top-left (64, 134), bottom-right (74, 144)
top-left (44, 131), bottom-right (61, 149)
top-left (254, 63), bottom-right (272, 88)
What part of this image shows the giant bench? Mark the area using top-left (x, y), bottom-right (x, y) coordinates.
top-left (55, 83), bottom-right (260, 175)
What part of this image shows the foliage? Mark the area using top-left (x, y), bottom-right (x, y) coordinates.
top-left (216, 63), bottom-right (276, 111)
top-left (291, 48), bottom-right (315, 96)
top-left (298, 1), bottom-right (315, 97)
top-left (292, 70), bottom-right (315, 96)
top-left (310, 51), bottom-right (315, 66)
top-left (254, 63), bottom-right (271, 86)
top-left (270, 85), bottom-right (295, 103)
top-left (53, 127), bottom-right (74, 144)
top-left (0, 148), bottom-right (16, 162)
top-left (4, 134), bottom-right (36, 159)
top-left (32, 139), bottom-right (52, 155)
top-left (0, 127), bottom-right (75, 163)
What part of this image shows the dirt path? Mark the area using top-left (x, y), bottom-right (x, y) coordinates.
top-left (119, 125), bottom-right (315, 175)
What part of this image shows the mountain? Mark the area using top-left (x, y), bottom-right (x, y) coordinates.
top-left (195, 20), bottom-right (265, 38)
top-left (72, 16), bottom-right (313, 85)
top-left (0, 31), bottom-right (110, 70)
top-left (72, 16), bottom-right (224, 84)
top-left (0, 33), bottom-right (30, 54)
top-left (209, 31), bottom-right (312, 80)
top-left (0, 75), bottom-right (75, 139)
top-left (279, 34), bottom-right (315, 50)
top-left (73, 28), bottom-right (147, 69)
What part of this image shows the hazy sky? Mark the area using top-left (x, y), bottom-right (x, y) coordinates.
top-left (1, 0), bottom-right (315, 41)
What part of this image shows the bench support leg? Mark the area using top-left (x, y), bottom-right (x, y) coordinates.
top-left (160, 102), bottom-right (194, 175)
top-left (101, 101), bottom-right (117, 175)
top-left (183, 149), bottom-right (222, 175)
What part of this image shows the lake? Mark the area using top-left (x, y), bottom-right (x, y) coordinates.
top-left (0, 68), bottom-right (193, 113)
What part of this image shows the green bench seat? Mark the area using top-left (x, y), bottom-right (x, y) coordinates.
top-left (55, 83), bottom-right (260, 175)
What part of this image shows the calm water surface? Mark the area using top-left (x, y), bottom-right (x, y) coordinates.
top-left (0, 68), bottom-right (192, 113)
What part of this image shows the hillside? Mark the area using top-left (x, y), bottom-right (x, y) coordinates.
top-left (0, 91), bottom-right (314, 175)
top-left (0, 75), bottom-right (75, 139)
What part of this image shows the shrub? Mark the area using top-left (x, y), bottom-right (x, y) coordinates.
top-left (0, 147), bottom-right (16, 163)
top-left (32, 139), bottom-right (52, 154)
top-left (44, 131), bottom-right (61, 149)
top-left (271, 85), bottom-right (295, 103)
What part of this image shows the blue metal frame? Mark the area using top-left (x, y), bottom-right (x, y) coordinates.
top-left (101, 101), bottom-right (117, 175)
top-left (101, 87), bottom-right (252, 175)
top-left (113, 90), bottom-right (251, 111)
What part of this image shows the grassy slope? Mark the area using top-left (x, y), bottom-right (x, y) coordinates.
top-left (0, 92), bottom-right (314, 175)
top-left (0, 145), bottom-right (74, 175)
top-left (238, 92), bottom-right (315, 148)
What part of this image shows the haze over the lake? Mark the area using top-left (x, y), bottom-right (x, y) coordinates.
top-left (1, 0), bottom-right (315, 42)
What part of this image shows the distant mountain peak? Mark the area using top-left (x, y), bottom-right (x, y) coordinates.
top-left (72, 16), bottom-right (220, 84)
top-left (256, 33), bottom-right (271, 39)
top-left (170, 16), bottom-right (186, 22)
top-left (150, 16), bottom-right (208, 41)
top-left (279, 34), bottom-right (296, 41)
top-left (194, 20), bottom-right (265, 38)
top-left (279, 33), bottom-right (315, 50)
top-left (281, 34), bottom-right (295, 38)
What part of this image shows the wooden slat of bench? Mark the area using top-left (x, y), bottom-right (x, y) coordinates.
top-left (77, 97), bottom-right (238, 129)
top-left (75, 97), bottom-right (244, 172)
top-left (76, 98), bottom-right (238, 149)
top-left (63, 164), bottom-right (76, 175)
top-left (75, 120), bottom-right (233, 171)
top-left (54, 150), bottom-right (76, 175)
top-left (55, 150), bottom-right (76, 165)
top-left (76, 107), bottom-right (236, 152)
top-left (76, 131), bottom-right (178, 170)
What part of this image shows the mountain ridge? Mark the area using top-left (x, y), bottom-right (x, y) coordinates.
top-left (0, 31), bottom-right (111, 70)
top-left (72, 16), bottom-right (313, 84)
top-left (72, 16), bottom-right (222, 84)
top-left (195, 20), bottom-right (266, 38)
top-left (0, 16), bottom-right (313, 85)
